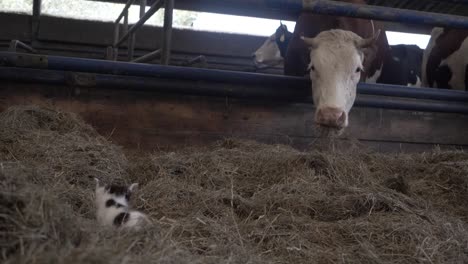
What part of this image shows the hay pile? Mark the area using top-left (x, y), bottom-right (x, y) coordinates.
top-left (1, 105), bottom-right (467, 263)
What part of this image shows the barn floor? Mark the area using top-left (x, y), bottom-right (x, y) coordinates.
top-left (1, 105), bottom-right (468, 264)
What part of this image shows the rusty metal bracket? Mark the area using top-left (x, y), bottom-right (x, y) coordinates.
top-left (2, 53), bottom-right (48, 68)
top-left (66, 72), bottom-right (97, 87)
top-left (9, 40), bottom-right (38, 54)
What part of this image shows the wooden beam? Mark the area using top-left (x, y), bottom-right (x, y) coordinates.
top-left (1, 81), bottom-right (468, 152)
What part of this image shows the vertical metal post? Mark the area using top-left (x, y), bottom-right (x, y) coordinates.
top-left (113, 22), bottom-right (120, 61)
top-left (128, 0), bottom-right (146, 61)
top-left (124, 9), bottom-right (129, 32)
top-left (124, 9), bottom-right (130, 60)
top-left (139, 0), bottom-right (147, 22)
top-left (32, 0), bottom-right (41, 43)
top-left (161, 0), bottom-right (173, 65)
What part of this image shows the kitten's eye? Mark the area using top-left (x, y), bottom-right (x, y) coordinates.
top-left (356, 67), bottom-right (362, 73)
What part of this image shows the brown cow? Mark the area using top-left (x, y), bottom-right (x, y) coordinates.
top-left (284, 0), bottom-right (390, 129)
top-left (422, 27), bottom-right (468, 90)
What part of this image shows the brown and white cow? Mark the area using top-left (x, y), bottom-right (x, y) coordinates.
top-left (284, 1), bottom-right (390, 129)
top-left (422, 27), bottom-right (468, 90)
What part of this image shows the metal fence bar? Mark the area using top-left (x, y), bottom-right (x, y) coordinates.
top-left (128, 0), bottom-right (147, 61)
top-left (432, 0), bottom-right (468, 4)
top-left (9, 40), bottom-right (38, 53)
top-left (302, 0), bottom-right (468, 29)
top-left (139, 0), bottom-right (147, 21)
top-left (31, 0), bottom-right (41, 43)
top-left (128, 38), bottom-right (135, 61)
top-left (3, 66), bottom-right (468, 115)
top-left (115, 0), bottom-right (136, 24)
top-left (114, 0), bottom-right (164, 48)
top-left (4, 52), bottom-right (468, 103)
top-left (180, 55), bottom-right (207, 67)
top-left (112, 22), bottom-right (120, 60)
top-left (161, 0), bottom-right (174, 65)
top-left (132, 49), bottom-right (161, 63)
top-left (124, 9), bottom-right (129, 33)
top-left (124, 9), bottom-right (131, 60)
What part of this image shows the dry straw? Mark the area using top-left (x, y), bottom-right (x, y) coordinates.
top-left (1, 105), bottom-right (467, 263)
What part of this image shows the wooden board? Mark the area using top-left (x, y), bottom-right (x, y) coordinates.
top-left (1, 81), bottom-right (468, 153)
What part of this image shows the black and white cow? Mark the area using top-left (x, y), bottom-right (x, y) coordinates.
top-left (422, 27), bottom-right (468, 90)
top-left (252, 22), bottom-right (293, 66)
top-left (378, 44), bottom-right (423, 87)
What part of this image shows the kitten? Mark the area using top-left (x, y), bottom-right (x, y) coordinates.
top-left (94, 178), bottom-right (150, 230)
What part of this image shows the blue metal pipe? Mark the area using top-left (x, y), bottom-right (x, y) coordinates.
top-left (0, 52), bottom-right (305, 88)
top-left (2, 52), bottom-right (468, 103)
top-left (1, 66), bottom-right (468, 115)
top-left (302, 0), bottom-right (468, 29)
top-left (354, 96), bottom-right (468, 115)
top-left (436, 0), bottom-right (468, 4)
top-left (357, 83), bottom-right (468, 102)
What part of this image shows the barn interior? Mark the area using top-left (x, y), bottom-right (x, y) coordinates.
top-left (1, 0), bottom-right (468, 152)
top-left (1, 1), bottom-right (468, 263)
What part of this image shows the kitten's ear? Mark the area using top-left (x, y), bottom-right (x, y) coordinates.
top-left (129, 183), bottom-right (139, 193)
top-left (94, 178), bottom-right (101, 189)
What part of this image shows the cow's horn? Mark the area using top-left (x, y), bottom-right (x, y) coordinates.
top-left (356, 29), bottom-right (381, 48)
top-left (301, 36), bottom-right (318, 49)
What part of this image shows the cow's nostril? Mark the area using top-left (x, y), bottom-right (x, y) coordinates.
top-left (316, 107), bottom-right (347, 128)
top-left (336, 111), bottom-right (346, 126)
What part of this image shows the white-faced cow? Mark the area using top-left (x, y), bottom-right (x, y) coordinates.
top-left (284, 2), bottom-right (389, 129)
top-left (252, 22), bottom-right (293, 66)
top-left (422, 27), bottom-right (468, 90)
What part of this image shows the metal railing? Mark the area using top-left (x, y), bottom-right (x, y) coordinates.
top-left (110, 0), bottom-right (173, 64)
top-left (302, 0), bottom-right (468, 29)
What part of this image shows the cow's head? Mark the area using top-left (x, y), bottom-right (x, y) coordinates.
top-left (253, 22), bottom-right (292, 66)
top-left (302, 29), bottom-right (380, 129)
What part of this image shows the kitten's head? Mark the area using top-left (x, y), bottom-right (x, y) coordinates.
top-left (94, 178), bottom-right (138, 209)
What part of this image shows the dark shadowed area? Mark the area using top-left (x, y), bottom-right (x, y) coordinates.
top-left (1, 105), bottom-right (467, 263)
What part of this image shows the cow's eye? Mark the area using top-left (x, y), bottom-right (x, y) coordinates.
top-left (355, 67), bottom-right (361, 73)
top-left (311, 65), bottom-right (315, 71)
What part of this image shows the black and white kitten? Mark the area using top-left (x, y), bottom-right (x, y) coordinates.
top-left (94, 178), bottom-right (150, 230)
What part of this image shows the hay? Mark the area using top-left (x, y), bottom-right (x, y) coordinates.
top-left (1, 105), bottom-right (468, 263)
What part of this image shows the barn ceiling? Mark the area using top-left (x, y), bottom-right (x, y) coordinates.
top-left (366, 0), bottom-right (468, 16)
top-left (85, 0), bottom-right (468, 34)
top-left (88, 0), bottom-right (468, 16)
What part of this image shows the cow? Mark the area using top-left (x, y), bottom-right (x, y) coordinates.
top-left (379, 44), bottom-right (423, 87)
top-left (284, 2), bottom-right (390, 129)
top-left (252, 22), bottom-right (293, 66)
top-left (253, 27), bottom-right (423, 89)
top-left (422, 27), bottom-right (468, 90)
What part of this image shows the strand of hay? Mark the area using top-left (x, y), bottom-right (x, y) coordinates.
top-left (1, 105), bottom-right (468, 263)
